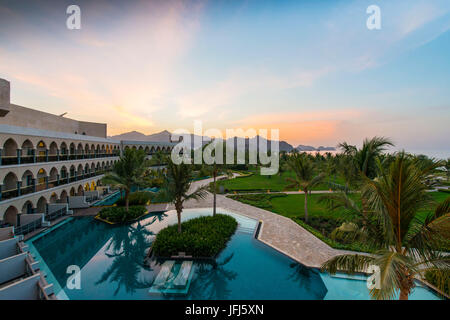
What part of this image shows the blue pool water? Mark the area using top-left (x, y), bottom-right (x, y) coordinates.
top-left (27, 209), bottom-right (441, 300)
top-left (93, 187), bottom-right (159, 206)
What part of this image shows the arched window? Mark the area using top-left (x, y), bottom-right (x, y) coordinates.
top-left (4, 206), bottom-right (18, 226)
top-left (36, 197), bottom-right (47, 213)
top-left (3, 138), bottom-right (18, 157)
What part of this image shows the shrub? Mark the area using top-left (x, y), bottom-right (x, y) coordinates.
top-left (291, 216), bottom-right (372, 253)
top-left (152, 214), bottom-right (237, 257)
top-left (425, 270), bottom-right (450, 297)
top-left (116, 191), bottom-right (152, 207)
top-left (228, 193), bottom-right (287, 209)
top-left (98, 205), bottom-right (147, 223)
top-left (297, 216), bottom-right (344, 239)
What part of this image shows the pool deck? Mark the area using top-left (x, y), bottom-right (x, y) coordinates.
top-left (171, 176), bottom-right (358, 269)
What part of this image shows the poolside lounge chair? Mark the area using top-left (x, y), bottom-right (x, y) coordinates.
top-left (152, 260), bottom-right (175, 288)
top-left (172, 260), bottom-right (193, 288)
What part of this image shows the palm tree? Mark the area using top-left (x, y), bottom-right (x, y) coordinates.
top-left (445, 158), bottom-right (450, 182)
top-left (320, 152), bottom-right (449, 300)
top-left (96, 221), bottom-right (154, 295)
top-left (202, 163), bottom-right (233, 216)
top-left (339, 136), bottom-right (394, 179)
top-left (158, 160), bottom-right (208, 233)
top-left (285, 152), bottom-right (325, 222)
top-left (102, 148), bottom-right (147, 212)
top-left (149, 150), bottom-right (167, 166)
top-left (338, 137), bottom-right (394, 224)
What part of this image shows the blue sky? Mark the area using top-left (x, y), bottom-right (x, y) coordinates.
top-left (0, 0), bottom-right (449, 156)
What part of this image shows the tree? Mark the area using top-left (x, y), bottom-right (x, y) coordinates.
top-left (338, 137), bottom-right (394, 223)
top-left (320, 152), bottom-right (450, 300)
top-left (149, 150), bottom-right (167, 166)
top-left (285, 152), bottom-right (324, 222)
top-left (102, 148), bottom-right (147, 212)
top-left (446, 158), bottom-right (450, 182)
top-left (338, 136), bottom-right (394, 179)
top-left (201, 141), bottom-right (233, 216)
top-left (203, 163), bottom-right (232, 216)
top-left (157, 160), bottom-right (208, 233)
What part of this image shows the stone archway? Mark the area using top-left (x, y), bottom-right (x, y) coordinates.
top-left (36, 196), bottom-right (47, 213)
top-left (4, 206), bottom-right (18, 226)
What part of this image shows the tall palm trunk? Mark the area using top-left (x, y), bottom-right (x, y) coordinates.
top-left (213, 170), bottom-right (217, 216)
top-left (361, 197), bottom-right (369, 227)
top-left (304, 190), bottom-right (308, 222)
top-left (399, 288), bottom-right (409, 300)
top-left (175, 199), bottom-right (182, 233)
top-left (124, 189), bottom-right (130, 212)
top-left (399, 267), bottom-right (412, 300)
top-left (177, 209), bottom-right (182, 233)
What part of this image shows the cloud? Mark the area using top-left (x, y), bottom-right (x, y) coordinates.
top-left (0, 0), bottom-right (205, 132)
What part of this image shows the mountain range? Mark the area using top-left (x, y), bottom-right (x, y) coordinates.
top-left (109, 130), bottom-right (335, 152)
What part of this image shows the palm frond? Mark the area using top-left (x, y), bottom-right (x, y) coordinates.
top-left (320, 253), bottom-right (375, 274)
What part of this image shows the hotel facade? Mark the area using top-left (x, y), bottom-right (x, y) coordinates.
top-left (0, 78), bottom-right (176, 233)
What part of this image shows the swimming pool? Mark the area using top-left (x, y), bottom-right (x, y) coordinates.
top-left (26, 208), bottom-right (441, 300)
top-left (92, 187), bottom-right (159, 206)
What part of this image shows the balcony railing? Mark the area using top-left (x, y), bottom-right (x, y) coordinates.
top-left (14, 217), bottom-right (42, 236)
top-left (0, 169), bottom-right (110, 202)
top-left (46, 207), bottom-right (67, 222)
top-left (0, 152), bottom-right (119, 166)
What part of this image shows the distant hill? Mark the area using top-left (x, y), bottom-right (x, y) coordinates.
top-left (296, 144), bottom-right (336, 152)
top-left (109, 130), bottom-right (173, 142)
top-left (109, 130), bottom-right (334, 153)
top-left (109, 130), bottom-right (148, 141)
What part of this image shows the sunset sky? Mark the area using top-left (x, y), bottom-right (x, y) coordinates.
top-left (0, 0), bottom-right (449, 156)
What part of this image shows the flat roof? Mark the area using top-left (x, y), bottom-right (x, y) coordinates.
top-left (0, 125), bottom-right (178, 146)
top-left (0, 124), bottom-right (120, 144)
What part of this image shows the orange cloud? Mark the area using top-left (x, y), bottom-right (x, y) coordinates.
top-left (230, 109), bottom-right (362, 145)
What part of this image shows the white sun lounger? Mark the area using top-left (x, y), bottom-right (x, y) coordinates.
top-left (152, 260), bottom-right (175, 288)
top-left (172, 260), bottom-right (193, 288)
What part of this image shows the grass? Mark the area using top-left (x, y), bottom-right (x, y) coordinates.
top-left (218, 170), bottom-right (346, 192)
top-left (229, 193), bottom-right (359, 220)
top-left (228, 191), bottom-right (449, 252)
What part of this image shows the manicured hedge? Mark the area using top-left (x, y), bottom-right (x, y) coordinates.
top-left (116, 191), bottom-right (152, 207)
top-left (228, 193), bottom-right (288, 209)
top-left (152, 214), bottom-right (237, 258)
top-left (98, 205), bottom-right (147, 223)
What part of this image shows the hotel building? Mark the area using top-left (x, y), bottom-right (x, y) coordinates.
top-left (0, 78), bottom-right (176, 234)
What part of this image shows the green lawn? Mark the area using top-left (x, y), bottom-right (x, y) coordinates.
top-left (228, 191), bottom-right (449, 252)
top-left (218, 171), bottom-right (346, 192)
top-left (229, 193), bottom-right (360, 219)
top-left (231, 191), bottom-right (448, 220)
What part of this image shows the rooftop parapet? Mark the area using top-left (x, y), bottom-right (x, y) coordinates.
top-left (0, 79), bottom-right (10, 117)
